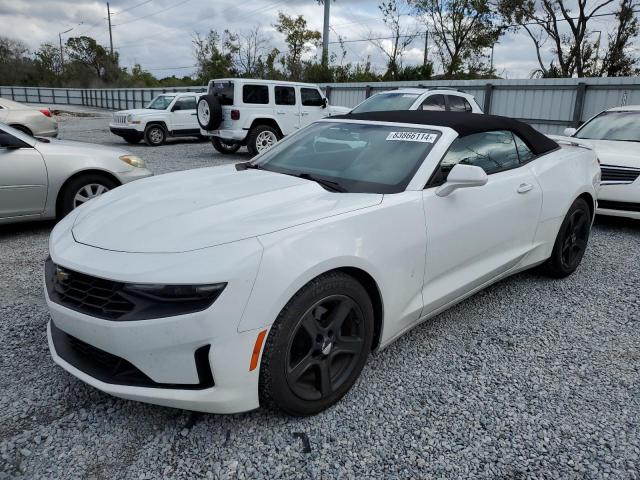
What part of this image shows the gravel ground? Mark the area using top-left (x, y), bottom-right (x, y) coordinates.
top-left (1, 114), bottom-right (639, 479)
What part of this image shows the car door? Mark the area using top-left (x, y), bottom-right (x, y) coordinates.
top-left (170, 96), bottom-right (199, 133)
top-left (0, 127), bottom-right (48, 218)
top-left (299, 87), bottom-right (326, 125)
top-left (420, 130), bottom-right (542, 316)
top-left (274, 86), bottom-right (300, 135)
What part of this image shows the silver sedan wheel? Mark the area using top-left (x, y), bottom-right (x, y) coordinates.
top-left (73, 183), bottom-right (110, 209)
top-left (198, 101), bottom-right (210, 126)
top-left (256, 131), bottom-right (277, 152)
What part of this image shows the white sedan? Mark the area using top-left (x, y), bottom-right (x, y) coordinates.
top-left (0, 97), bottom-right (58, 137)
top-left (564, 105), bottom-right (640, 220)
top-left (45, 111), bottom-right (599, 416)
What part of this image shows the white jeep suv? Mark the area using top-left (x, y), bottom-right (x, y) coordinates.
top-left (197, 79), bottom-right (350, 156)
top-left (110, 92), bottom-right (204, 146)
top-left (350, 88), bottom-right (483, 114)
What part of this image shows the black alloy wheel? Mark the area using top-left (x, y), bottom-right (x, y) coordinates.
top-left (286, 295), bottom-right (366, 401)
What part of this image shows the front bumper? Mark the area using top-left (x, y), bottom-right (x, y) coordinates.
top-left (110, 125), bottom-right (142, 136)
top-left (114, 166), bottom-right (154, 184)
top-left (597, 179), bottom-right (640, 220)
top-left (45, 230), bottom-right (265, 413)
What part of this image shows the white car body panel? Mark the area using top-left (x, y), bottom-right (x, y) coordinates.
top-left (0, 97), bottom-right (58, 137)
top-left (350, 88), bottom-right (483, 114)
top-left (46, 118), bottom-right (599, 413)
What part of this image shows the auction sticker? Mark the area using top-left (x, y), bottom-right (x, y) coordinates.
top-left (386, 131), bottom-right (437, 143)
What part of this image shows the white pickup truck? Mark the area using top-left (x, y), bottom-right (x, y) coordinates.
top-left (196, 78), bottom-right (350, 156)
top-left (109, 92), bottom-right (204, 146)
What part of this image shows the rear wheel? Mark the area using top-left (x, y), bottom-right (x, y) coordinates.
top-left (246, 125), bottom-right (279, 157)
top-left (144, 124), bottom-right (166, 146)
top-left (59, 174), bottom-right (118, 218)
top-left (540, 197), bottom-right (591, 278)
top-left (211, 137), bottom-right (241, 154)
top-left (259, 272), bottom-right (374, 416)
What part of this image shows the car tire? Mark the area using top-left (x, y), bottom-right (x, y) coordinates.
top-left (10, 124), bottom-right (33, 136)
top-left (540, 197), bottom-right (592, 278)
top-left (144, 124), bottom-right (166, 146)
top-left (259, 271), bottom-right (374, 416)
top-left (211, 137), bottom-right (241, 154)
top-left (246, 125), bottom-right (280, 157)
top-left (122, 134), bottom-right (142, 144)
top-left (59, 174), bottom-right (119, 218)
top-left (197, 95), bottom-right (223, 130)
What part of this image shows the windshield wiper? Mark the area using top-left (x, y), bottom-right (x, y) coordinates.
top-left (235, 161), bottom-right (263, 171)
top-left (297, 173), bottom-right (347, 193)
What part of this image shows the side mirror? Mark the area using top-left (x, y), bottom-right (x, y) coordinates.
top-left (0, 132), bottom-right (30, 149)
top-left (563, 127), bottom-right (577, 137)
top-left (322, 98), bottom-right (328, 108)
top-left (435, 164), bottom-right (488, 197)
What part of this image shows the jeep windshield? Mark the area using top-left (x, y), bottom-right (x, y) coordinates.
top-left (147, 95), bottom-right (175, 110)
top-left (351, 93), bottom-right (420, 114)
top-left (251, 121), bottom-right (440, 194)
top-left (208, 81), bottom-right (234, 106)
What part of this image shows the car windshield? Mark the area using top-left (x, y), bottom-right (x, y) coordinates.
top-left (253, 121), bottom-right (440, 194)
top-left (575, 111), bottom-right (640, 142)
top-left (147, 95), bottom-right (175, 110)
top-left (351, 93), bottom-right (420, 114)
top-left (209, 81), bottom-right (234, 105)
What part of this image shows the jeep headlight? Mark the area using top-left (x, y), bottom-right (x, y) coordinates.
top-left (126, 114), bottom-right (132, 123)
top-left (119, 154), bottom-right (145, 168)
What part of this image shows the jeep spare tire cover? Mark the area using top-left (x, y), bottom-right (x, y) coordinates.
top-left (197, 95), bottom-right (223, 130)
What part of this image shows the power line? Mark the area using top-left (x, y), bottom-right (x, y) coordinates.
top-left (112, 0), bottom-right (191, 27)
top-left (111, 0), bottom-right (154, 15)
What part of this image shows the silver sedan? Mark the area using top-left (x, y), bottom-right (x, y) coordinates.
top-left (0, 123), bottom-right (153, 225)
top-left (0, 98), bottom-right (58, 137)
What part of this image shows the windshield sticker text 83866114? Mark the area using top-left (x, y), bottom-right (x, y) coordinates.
top-left (386, 131), bottom-right (437, 143)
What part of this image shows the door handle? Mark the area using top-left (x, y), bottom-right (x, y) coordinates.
top-left (276, 110), bottom-right (286, 114)
top-left (517, 183), bottom-right (534, 194)
top-left (190, 113), bottom-right (197, 116)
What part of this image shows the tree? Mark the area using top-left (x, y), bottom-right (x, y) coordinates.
top-left (411, 0), bottom-right (501, 78)
top-left (34, 43), bottom-right (62, 85)
top-left (225, 26), bottom-right (269, 77)
top-left (192, 30), bottom-right (235, 82)
top-left (65, 36), bottom-right (120, 84)
top-left (369, 0), bottom-right (420, 80)
top-left (497, 0), bottom-right (636, 77)
top-left (274, 12), bottom-right (322, 80)
top-left (0, 36), bottom-right (36, 85)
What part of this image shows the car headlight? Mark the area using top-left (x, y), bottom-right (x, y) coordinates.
top-left (126, 114), bottom-right (132, 123)
top-left (119, 154), bottom-right (145, 168)
top-left (123, 283), bottom-right (227, 303)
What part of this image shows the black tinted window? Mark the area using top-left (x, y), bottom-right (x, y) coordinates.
top-left (243, 85), bottom-right (269, 104)
top-left (421, 94), bottom-right (446, 111)
top-left (275, 86), bottom-right (296, 105)
top-left (514, 134), bottom-right (535, 163)
top-left (431, 130), bottom-right (520, 184)
top-left (209, 81), bottom-right (234, 106)
top-left (301, 88), bottom-right (323, 107)
top-left (173, 96), bottom-right (197, 110)
top-left (447, 95), bottom-right (472, 112)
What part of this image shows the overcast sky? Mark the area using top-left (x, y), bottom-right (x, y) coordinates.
top-left (0, 0), bottom-right (633, 80)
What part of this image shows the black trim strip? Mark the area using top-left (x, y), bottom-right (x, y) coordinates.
top-left (598, 200), bottom-right (640, 212)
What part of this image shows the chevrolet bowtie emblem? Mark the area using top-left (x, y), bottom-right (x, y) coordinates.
top-left (55, 267), bottom-right (70, 282)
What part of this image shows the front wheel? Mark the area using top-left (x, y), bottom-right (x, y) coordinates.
top-left (211, 137), bottom-right (241, 154)
top-left (259, 272), bottom-right (374, 416)
top-left (246, 125), bottom-right (280, 157)
top-left (540, 197), bottom-right (592, 278)
top-left (144, 124), bottom-right (166, 146)
top-left (59, 174), bottom-right (118, 218)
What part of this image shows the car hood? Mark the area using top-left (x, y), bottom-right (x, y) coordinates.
top-left (579, 139), bottom-right (640, 169)
top-left (35, 138), bottom-right (129, 156)
top-left (71, 165), bottom-right (382, 253)
top-left (328, 105), bottom-right (351, 115)
top-left (115, 109), bottom-right (163, 117)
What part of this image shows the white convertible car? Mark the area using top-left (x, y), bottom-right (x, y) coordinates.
top-left (564, 105), bottom-right (640, 220)
top-left (45, 111), bottom-right (600, 416)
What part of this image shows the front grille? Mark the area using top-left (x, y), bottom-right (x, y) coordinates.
top-left (600, 164), bottom-right (640, 184)
top-left (598, 200), bottom-right (640, 212)
top-left (45, 259), bottom-right (134, 320)
top-left (112, 113), bottom-right (127, 124)
top-left (51, 321), bottom-right (214, 389)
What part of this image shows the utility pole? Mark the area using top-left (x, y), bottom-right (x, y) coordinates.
top-left (58, 27), bottom-right (73, 74)
top-left (423, 30), bottom-right (429, 65)
top-left (107, 2), bottom-right (114, 56)
top-left (322, 0), bottom-right (330, 67)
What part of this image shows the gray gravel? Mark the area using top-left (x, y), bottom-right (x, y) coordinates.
top-left (1, 114), bottom-right (639, 479)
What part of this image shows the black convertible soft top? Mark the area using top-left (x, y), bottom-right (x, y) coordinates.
top-left (332, 111), bottom-right (559, 156)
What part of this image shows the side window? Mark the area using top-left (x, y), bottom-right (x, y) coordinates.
top-left (430, 130), bottom-right (520, 185)
top-left (301, 88), bottom-right (324, 107)
top-left (420, 94), bottom-right (446, 111)
top-left (243, 85), bottom-right (269, 104)
top-left (275, 86), bottom-right (296, 106)
top-left (173, 96), bottom-right (197, 111)
top-left (447, 95), bottom-right (472, 112)
top-left (514, 134), bottom-right (535, 163)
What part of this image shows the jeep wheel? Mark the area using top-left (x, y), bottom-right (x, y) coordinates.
top-left (212, 137), bottom-right (241, 154)
top-left (144, 124), bottom-right (166, 146)
top-left (247, 125), bottom-right (280, 156)
top-left (197, 95), bottom-right (223, 130)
